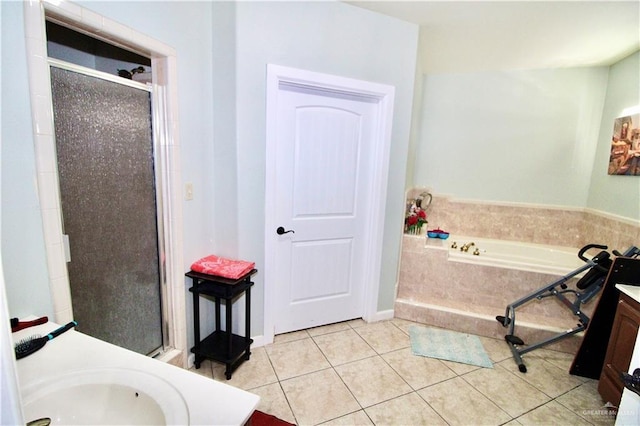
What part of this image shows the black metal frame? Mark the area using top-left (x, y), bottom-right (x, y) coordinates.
top-left (497, 244), bottom-right (640, 373)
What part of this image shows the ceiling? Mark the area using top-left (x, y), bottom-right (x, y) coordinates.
top-left (345, 1), bottom-right (640, 73)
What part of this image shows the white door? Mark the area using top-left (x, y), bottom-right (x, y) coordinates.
top-left (272, 83), bottom-right (379, 334)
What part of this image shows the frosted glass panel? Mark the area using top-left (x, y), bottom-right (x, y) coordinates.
top-left (50, 66), bottom-right (162, 355)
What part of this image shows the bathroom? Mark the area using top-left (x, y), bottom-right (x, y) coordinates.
top-left (2, 0), bottom-right (639, 424)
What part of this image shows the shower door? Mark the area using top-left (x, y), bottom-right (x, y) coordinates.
top-left (50, 64), bottom-right (163, 356)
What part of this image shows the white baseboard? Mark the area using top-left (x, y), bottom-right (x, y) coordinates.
top-left (250, 335), bottom-right (266, 348)
top-left (368, 309), bottom-right (394, 322)
top-left (187, 353), bottom-right (195, 369)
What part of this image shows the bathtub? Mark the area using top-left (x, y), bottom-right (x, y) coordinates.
top-left (397, 234), bottom-right (596, 349)
top-left (432, 236), bottom-right (585, 275)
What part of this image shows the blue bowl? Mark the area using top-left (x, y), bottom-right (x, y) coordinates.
top-left (438, 232), bottom-right (450, 240)
top-left (427, 231), bottom-right (440, 238)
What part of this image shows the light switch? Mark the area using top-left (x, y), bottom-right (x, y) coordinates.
top-left (185, 183), bottom-right (194, 200)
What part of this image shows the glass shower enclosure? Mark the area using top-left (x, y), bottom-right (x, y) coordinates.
top-left (50, 64), bottom-right (164, 356)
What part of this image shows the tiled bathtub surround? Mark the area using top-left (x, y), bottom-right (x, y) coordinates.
top-left (409, 189), bottom-right (640, 251)
top-left (397, 190), bottom-right (640, 351)
top-left (396, 235), bottom-right (594, 352)
top-left (398, 236), bottom-right (597, 325)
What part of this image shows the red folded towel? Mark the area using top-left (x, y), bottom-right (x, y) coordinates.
top-left (190, 255), bottom-right (255, 279)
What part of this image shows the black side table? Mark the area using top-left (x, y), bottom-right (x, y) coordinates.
top-left (186, 269), bottom-right (257, 380)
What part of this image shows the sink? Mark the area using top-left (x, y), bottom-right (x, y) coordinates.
top-left (21, 368), bottom-right (189, 425)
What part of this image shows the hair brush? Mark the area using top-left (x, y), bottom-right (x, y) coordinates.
top-left (14, 321), bottom-right (78, 360)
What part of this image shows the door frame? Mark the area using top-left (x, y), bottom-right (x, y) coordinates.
top-left (264, 64), bottom-right (395, 343)
top-left (23, 0), bottom-right (187, 366)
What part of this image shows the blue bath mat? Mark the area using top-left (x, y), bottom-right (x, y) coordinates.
top-left (409, 326), bottom-right (493, 368)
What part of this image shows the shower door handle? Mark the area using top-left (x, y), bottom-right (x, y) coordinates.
top-left (276, 226), bottom-right (295, 235)
top-left (63, 234), bottom-right (71, 262)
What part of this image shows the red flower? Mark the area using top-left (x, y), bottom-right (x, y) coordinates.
top-left (407, 215), bottom-right (418, 226)
top-left (417, 209), bottom-right (427, 219)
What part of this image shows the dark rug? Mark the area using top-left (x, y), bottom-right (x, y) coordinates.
top-left (249, 410), bottom-right (296, 426)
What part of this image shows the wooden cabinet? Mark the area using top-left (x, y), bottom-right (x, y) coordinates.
top-left (598, 293), bottom-right (640, 406)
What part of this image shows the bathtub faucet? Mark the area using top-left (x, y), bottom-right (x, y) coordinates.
top-left (461, 242), bottom-right (475, 252)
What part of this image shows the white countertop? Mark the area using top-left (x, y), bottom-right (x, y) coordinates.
top-left (13, 322), bottom-right (259, 425)
top-left (616, 284), bottom-right (640, 304)
top-left (615, 285), bottom-right (640, 425)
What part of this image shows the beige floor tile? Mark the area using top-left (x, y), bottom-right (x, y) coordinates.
top-left (516, 400), bottom-right (592, 425)
top-left (321, 410), bottom-right (373, 425)
top-left (274, 329), bottom-right (311, 344)
top-left (479, 336), bottom-right (513, 363)
top-left (441, 359), bottom-right (481, 375)
top-left (418, 376), bottom-right (512, 425)
top-left (389, 318), bottom-right (421, 334)
top-left (497, 356), bottom-right (583, 398)
top-left (555, 380), bottom-right (617, 425)
top-left (188, 358), bottom-right (214, 379)
top-left (365, 392), bottom-right (447, 426)
top-left (345, 318), bottom-right (368, 328)
top-left (281, 368), bottom-right (360, 425)
top-left (353, 321), bottom-right (410, 354)
top-left (266, 337), bottom-right (331, 380)
top-left (307, 321), bottom-right (352, 337)
top-left (211, 347), bottom-right (277, 389)
top-left (462, 363), bottom-right (551, 418)
top-left (249, 382), bottom-right (297, 425)
top-left (335, 356), bottom-right (412, 408)
top-left (236, 323), bottom-right (612, 426)
top-left (382, 347), bottom-right (456, 390)
top-left (313, 329), bottom-right (377, 366)
top-left (527, 348), bottom-right (585, 376)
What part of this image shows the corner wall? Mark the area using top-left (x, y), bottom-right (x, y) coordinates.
top-left (415, 66), bottom-right (609, 207)
top-left (1, 1), bottom-right (218, 351)
top-left (1, 1), bottom-right (54, 318)
top-left (234, 1), bottom-right (419, 330)
top-left (587, 51), bottom-right (640, 220)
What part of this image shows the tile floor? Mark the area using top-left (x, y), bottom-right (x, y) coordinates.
top-left (189, 318), bottom-right (617, 425)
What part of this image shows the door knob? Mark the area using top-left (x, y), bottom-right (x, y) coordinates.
top-left (276, 226), bottom-right (295, 235)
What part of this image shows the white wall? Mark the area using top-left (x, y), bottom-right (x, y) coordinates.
top-left (234, 1), bottom-right (418, 317)
top-left (73, 1), bottom-right (219, 268)
top-left (0, 262), bottom-right (23, 426)
top-left (0, 3), bottom-right (26, 422)
top-left (210, 1), bottom-right (239, 259)
top-left (587, 51), bottom-right (640, 220)
top-left (414, 66), bottom-right (609, 207)
top-left (1, 1), bottom-right (418, 341)
top-left (1, 1), bottom-right (218, 350)
top-left (47, 42), bottom-right (96, 69)
top-left (1, 2), bottom-right (54, 318)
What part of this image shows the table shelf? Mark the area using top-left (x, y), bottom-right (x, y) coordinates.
top-left (187, 269), bottom-right (257, 380)
top-left (192, 331), bottom-right (253, 366)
